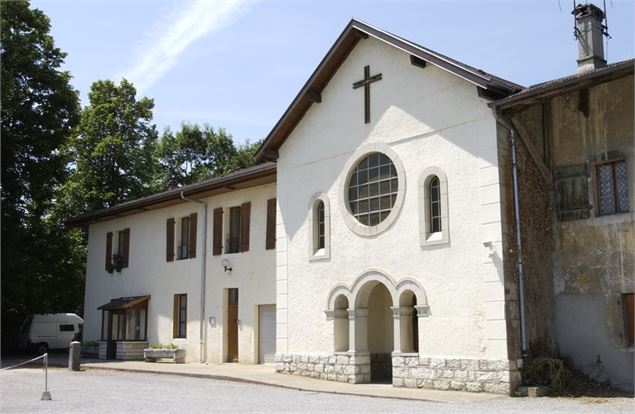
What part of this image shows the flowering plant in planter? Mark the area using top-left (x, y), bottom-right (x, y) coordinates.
top-left (112, 254), bottom-right (126, 272)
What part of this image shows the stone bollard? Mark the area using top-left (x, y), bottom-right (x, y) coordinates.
top-left (69, 341), bottom-right (81, 371)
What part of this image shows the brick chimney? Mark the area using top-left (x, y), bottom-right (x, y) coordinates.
top-left (574, 3), bottom-right (607, 73)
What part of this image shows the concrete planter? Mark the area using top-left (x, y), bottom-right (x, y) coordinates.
top-left (144, 348), bottom-right (185, 363)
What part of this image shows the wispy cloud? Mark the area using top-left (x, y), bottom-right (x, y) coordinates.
top-left (122, 0), bottom-right (256, 94)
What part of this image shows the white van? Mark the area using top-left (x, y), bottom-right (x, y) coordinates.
top-left (18, 313), bottom-right (84, 354)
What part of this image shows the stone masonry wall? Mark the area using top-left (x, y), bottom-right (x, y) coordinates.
top-left (392, 354), bottom-right (519, 394)
top-left (275, 353), bottom-right (370, 384)
top-left (115, 341), bottom-right (147, 360)
top-left (276, 352), bottom-right (519, 394)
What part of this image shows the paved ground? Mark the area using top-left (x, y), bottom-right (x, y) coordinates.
top-left (1, 368), bottom-right (633, 413)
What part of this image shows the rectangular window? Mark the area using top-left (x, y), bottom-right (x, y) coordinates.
top-left (179, 216), bottom-right (190, 259)
top-left (597, 160), bottom-right (629, 216)
top-left (227, 207), bottom-right (241, 253)
top-left (317, 202), bottom-right (325, 250)
top-left (173, 294), bottom-right (187, 338)
top-left (59, 324), bottom-right (74, 332)
top-left (624, 293), bottom-right (634, 347)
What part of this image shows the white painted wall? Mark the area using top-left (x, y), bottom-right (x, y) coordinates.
top-left (83, 183), bottom-right (276, 363)
top-left (275, 37), bottom-right (507, 360)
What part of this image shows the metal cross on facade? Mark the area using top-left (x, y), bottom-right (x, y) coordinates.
top-left (352, 65), bottom-right (382, 124)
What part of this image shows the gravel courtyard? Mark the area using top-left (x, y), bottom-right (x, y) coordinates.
top-left (1, 368), bottom-right (632, 413)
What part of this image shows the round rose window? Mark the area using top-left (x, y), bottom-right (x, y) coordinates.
top-left (347, 152), bottom-right (398, 226)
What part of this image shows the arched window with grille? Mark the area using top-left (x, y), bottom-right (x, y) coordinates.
top-left (419, 168), bottom-right (449, 246)
top-left (308, 194), bottom-right (330, 260)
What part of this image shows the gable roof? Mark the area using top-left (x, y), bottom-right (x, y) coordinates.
top-left (255, 18), bottom-right (524, 161)
top-left (490, 58), bottom-right (634, 110)
top-left (68, 162), bottom-right (276, 226)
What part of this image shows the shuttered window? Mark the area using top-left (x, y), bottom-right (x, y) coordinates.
top-left (105, 232), bottom-right (113, 271)
top-left (166, 218), bottom-right (175, 262)
top-left (117, 228), bottom-right (130, 268)
top-left (227, 207), bottom-right (241, 254)
top-left (212, 208), bottom-right (223, 256)
top-left (240, 202), bottom-right (251, 252)
top-left (173, 294), bottom-right (187, 338)
top-left (625, 293), bottom-right (634, 347)
top-left (188, 213), bottom-right (197, 259)
top-left (179, 216), bottom-right (189, 260)
top-left (266, 198), bottom-right (276, 250)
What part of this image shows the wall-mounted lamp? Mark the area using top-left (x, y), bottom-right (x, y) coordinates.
top-left (221, 259), bottom-right (232, 273)
top-left (482, 240), bottom-right (495, 258)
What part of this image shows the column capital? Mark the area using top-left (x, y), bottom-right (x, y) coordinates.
top-left (324, 310), bottom-right (334, 321)
top-left (348, 308), bottom-right (368, 319)
top-left (415, 305), bottom-right (430, 317)
top-left (391, 306), bottom-right (415, 318)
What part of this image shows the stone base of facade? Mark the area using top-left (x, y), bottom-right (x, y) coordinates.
top-left (98, 341), bottom-right (147, 360)
top-left (275, 352), bottom-right (519, 394)
top-left (392, 354), bottom-right (519, 394)
top-left (275, 352), bottom-right (371, 384)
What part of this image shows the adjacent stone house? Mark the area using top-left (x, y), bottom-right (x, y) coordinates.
top-left (72, 3), bottom-right (633, 394)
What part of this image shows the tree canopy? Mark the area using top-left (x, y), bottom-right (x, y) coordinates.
top-left (155, 123), bottom-right (260, 189)
top-left (1, 0), bottom-right (82, 342)
top-left (60, 79), bottom-right (159, 215)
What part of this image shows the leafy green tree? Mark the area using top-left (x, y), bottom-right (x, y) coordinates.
top-left (155, 123), bottom-right (260, 189)
top-left (1, 0), bottom-right (82, 346)
top-left (60, 79), bottom-right (159, 214)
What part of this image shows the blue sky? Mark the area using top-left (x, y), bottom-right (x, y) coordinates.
top-left (33, 0), bottom-right (634, 145)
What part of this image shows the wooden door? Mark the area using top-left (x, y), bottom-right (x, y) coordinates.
top-left (227, 289), bottom-right (239, 362)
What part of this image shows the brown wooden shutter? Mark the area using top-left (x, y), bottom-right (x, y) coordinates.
top-left (240, 202), bottom-right (251, 252)
top-left (188, 212), bottom-right (197, 259)
top-left (122, 228), bottom-right (130, 267)
top-left (172, 294), bottom-right (178, 338)
top-left (166, 218), bottom-right (175, 262)
top-left (212, 208), bottom-right (223, 256)
top-left (266, 198), bottom-right (276, 250)
top-left (105, 232), bottom-right (113, 270)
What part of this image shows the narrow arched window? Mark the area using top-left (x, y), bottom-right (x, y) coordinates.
top-left (429, 176), bottom-right (441, 233)
top-left (316, 200), bottom-right (325, 250)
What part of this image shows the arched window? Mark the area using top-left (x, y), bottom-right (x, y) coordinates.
top-left (418, 168), bottom-right (449, 246)
top-left (309, 194), bottom-right (330, 260)
top-left (316, 201), bottom-right (325, 250)
top-left (429, 176), bottom-right (441, 233)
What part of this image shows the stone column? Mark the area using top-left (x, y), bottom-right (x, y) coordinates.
top-left (392, 306), bottom-right (415, 353)
top-left (333, 309), bottom-right (349, 352)
top-left (348, 308), bottom-right (368, 353)
top-left (415, 305), bottom-right (430, 354)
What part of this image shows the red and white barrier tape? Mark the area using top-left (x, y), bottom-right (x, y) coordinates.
top-left (1, 354), bottom-right (46, 370)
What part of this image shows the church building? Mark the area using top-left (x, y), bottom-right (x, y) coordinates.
top-left (72, 4), bottom-right (633, 395)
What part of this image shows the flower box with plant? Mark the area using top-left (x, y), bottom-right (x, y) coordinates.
top-left (144, 343), bottom-right (185, 363)
top-left (111, 254), bottom-right (126, 272)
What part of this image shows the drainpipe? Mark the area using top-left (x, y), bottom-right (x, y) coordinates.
top-left (180, 191), bottom-right (208, 363)
top-left (492, 110), bottom-right (529, 365)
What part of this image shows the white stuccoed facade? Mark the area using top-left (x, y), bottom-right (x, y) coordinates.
top-left (83, 182), bottom-right (276, 364)
top-left (80, 21), bottom-right (522, 395)
top-left (273, 36), bottom-right (513, 392)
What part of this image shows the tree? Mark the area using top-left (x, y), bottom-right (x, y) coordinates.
top-left (1, 0), bottom-right (81, 347)
top-left (155, 123), bottom-right (260, 189)
top-left (60, 79), bottom-right (159, 214)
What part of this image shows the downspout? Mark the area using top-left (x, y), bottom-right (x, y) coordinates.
top-left (492, 109), bottom-right (529, 365)
top-left (180, 191), bottom-right (208, 363)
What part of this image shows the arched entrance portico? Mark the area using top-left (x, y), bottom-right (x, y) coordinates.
top-left (325, 269), bottom-right (428, 384)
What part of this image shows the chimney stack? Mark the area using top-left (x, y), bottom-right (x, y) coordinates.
top-left (574, 3), bottom-right (607, 73)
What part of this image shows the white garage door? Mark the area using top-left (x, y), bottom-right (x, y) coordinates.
top-left (259, 305), bottom-right (276, 364)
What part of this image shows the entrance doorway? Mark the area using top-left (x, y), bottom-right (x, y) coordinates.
top-left (258, 304), bottom-right (276, 364)
top-left (366, 283), bottom-right (393, 383)
top-left (227, 288), bottom-right (239, 362)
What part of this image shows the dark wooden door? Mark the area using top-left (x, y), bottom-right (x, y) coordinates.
top-left (227, 289), bottom-right (239, 362)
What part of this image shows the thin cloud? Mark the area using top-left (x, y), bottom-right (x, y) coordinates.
top-left (123, 0), bottom-right (255, 94)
